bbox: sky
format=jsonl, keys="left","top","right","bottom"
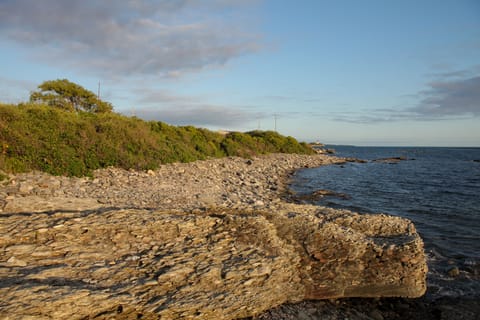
{"left": 1, "top": 0, "right": 479, "bottom": 146}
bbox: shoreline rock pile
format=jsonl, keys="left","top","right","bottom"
{"left": 0, "top": 154, "right": 427, "bottom": 319}
{"left": 2, "top": 154, "right": 340, "bottom": 212}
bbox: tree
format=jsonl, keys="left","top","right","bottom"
{"left": 30, "top": 79, "right": 113, "bottom": 113}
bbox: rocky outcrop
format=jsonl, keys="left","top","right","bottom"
{"left": 0, "top": 154, "right": 427, "bottom": 319}
{"left": 0, "top": 208, "right": 303, "bottom": 319}
{"left": 372, "top": 156, "right": 409, "bottom": 164}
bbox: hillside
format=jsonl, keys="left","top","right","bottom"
{"left": 0, "top": 102, "right": 314, "bottom": 177}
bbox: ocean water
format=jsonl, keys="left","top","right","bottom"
{"left": 290, "top": 146, "right": 480, "bottom": 299}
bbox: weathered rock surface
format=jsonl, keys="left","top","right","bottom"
{"left": 0, "top": 154, "right": 427, "bottom": 319}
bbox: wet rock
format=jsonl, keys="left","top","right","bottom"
{"left": 294, "top": 189, "right": 351, "bottom": 202}
{"left": 368, "top": 309, "right": 384, "bottom": 320}
{"left": 345, "top": 157, "right": 369, "bottom": 164}
{"left": 373, "top": 157, "right": 408, "bottom": 164}
{"left": 446, "top": 265, "right": 460, "bottom": 277}
{"left": 313, "top": 147, "right": 336, "bottom": 155}
{"left": 462, "top": 258, "right": 480, "bottom": 276}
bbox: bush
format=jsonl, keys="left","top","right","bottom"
{"left": 0, "top": 103, "right": 314, "bottom": 176}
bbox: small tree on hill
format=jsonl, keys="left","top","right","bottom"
{"left": 30, "top": 79, "right": 113, "bottom": 113}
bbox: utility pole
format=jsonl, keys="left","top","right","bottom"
{"left": 274, "top": 113, "right": 277, "bottom": 132}
{"left": 97, "top": 81, "right": 101, "bottom": 100}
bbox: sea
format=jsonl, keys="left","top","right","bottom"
{"left": 289, "top": 146, "right": 480, "bottom": 299}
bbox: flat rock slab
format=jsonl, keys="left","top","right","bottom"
{"left": 2, "top": 196, "right": 103, "bottom": 213}
{"left": 0, "top": 204, "right": 427, "bottom": 319}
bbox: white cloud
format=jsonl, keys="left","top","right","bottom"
{"left": 0, "top": 0, "right": 261, "bottom": 78}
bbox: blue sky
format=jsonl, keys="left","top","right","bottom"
{"left": 1, "top": 0, "right": 479, "bottom": 146}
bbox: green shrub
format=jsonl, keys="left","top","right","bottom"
{"left": 0, "top": 103, "right": 314, "bottom": 176}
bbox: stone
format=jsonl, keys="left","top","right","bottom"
{"left": 293, "top": 189, "right": 351, "bottom": 202}
{"left": 0, "top": 154, "right": 428, "bottom": 319}
{"left": 0, "top": 205, "right": 427, "bottom": 319}
{"left": 373, "top": 156, "right": 408, "bottom": 164}
{"left": 18, "top": 182, "right": 34, "bottom": 193}
{"left": 369, "top": 309, "right": 384, "bottom": 320}
{"left": 0, "top": 209, "right": 303, "bottom": 319}
{"left": 5, "top": 244, "right": 37, "bottom": 255}
{"left": 6, "top": 256, "right": 27, "bottom": 267}
{"left": 446, "top": 265, "right": 460, "bottom": 277}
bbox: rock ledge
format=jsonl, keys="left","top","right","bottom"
{"left": 0, "top": 154, "right": 427, "bottom": 319}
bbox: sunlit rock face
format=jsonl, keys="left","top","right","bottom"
{"left": 0, "top": 154, "right": 427, "bottom": 319}
{"left": 0, "top": 204, "right": 426, "bottom": 319}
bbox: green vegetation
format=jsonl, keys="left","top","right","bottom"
{"left": 30, "top": 79, "right": 113, "bottom": 113}
{"left": 221, "top": 130, "right": 313, "bottom": 157}
{"left": 0, "top": 80, "right": 314, "bottom": 177}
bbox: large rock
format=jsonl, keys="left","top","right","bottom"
{"left": 273, "top": 205, "right": 427, "bottom": 299}
{"left": 0, "top": 203, "right": 427, "bottom": 319}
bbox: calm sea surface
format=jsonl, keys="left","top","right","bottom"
{"left": 290, "top": 146, "right": 480, "bottom": 298}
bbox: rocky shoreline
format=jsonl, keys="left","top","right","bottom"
{"left": 0, "top": 154, "right": 443, "bottom": 319}
{"left": 1, "top": 154, "right": 339, "bottom": 212}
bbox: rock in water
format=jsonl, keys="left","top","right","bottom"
{"left": 446, "top": 265, "right": 460, "bottom": 277}
{"left": 0, "top": 204, "right": 427, "bottom": 319}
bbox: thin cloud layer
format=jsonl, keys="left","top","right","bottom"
{"left": 135, "top": 104, "right": 261, "bottom": 128}
{"left": 333, "top": 71, "right": 480, "bottom": 123}
{"left": 0, "top": 0, "right": 260, "bottom": 78}
{"left": 155, "top": 94, "right": 328, "bottom": 127}
{"left": 128, "top": 87, "right": 263, "bottom": 127}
